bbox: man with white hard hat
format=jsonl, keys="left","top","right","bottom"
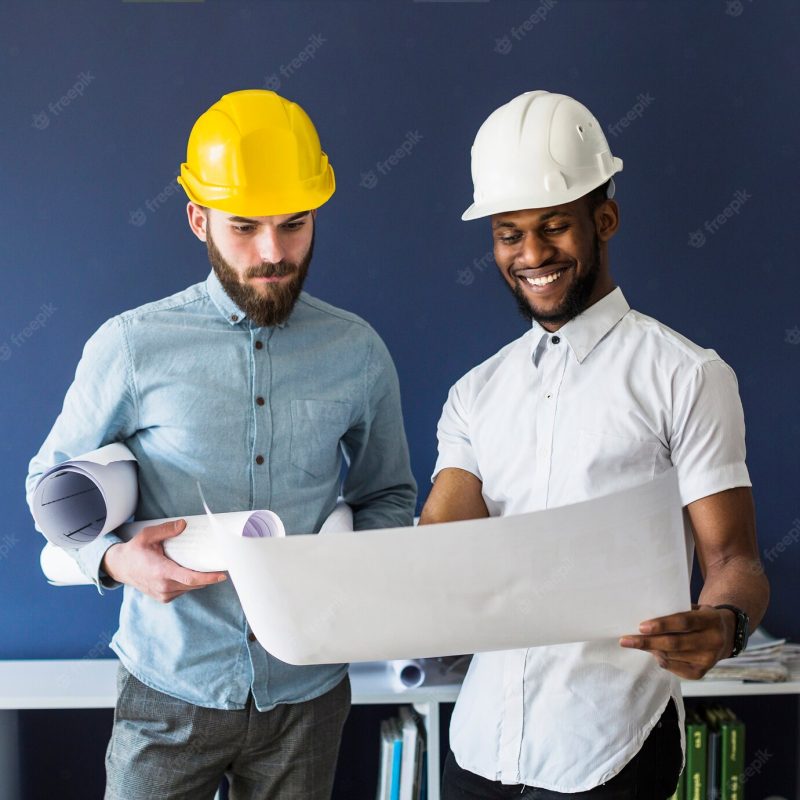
{"left": 420, "top": 91, "right": 769, "bottom": 798}
{"left": 26, "top": 89, "right": 416, "bottom": 799}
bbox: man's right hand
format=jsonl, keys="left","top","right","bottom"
{"left": 102, "top": 519, "right": 228, "bottom": 603}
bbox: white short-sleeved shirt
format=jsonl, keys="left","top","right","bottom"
{"left": 433, "top": 287, "right": 750, "bottom": 792}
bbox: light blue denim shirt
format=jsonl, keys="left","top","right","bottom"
{"left": 26, "top": 271, "right": 416, "bottom": 710}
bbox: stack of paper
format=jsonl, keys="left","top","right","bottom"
{"left": 705, "top": 627, "right": 793, "bottom": 682}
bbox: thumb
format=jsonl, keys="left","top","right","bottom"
{"left": 143, "top": 518, "right": 187, "bottom": 543}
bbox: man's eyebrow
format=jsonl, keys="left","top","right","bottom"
{"left": 492, "top": 210, "right": 573, "bottom": 229}
{"left": 226, "top": 211, "right": 311, "bottom": 224}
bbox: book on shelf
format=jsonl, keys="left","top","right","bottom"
{"left": 376, "top": 707, "right": 427, "bottom": 800}
{"left": 376, "top": 718, "right": 403, "bottom": 800}
{"left": 668, "top": 704, "right": 747, "bottom": 800}
{"left": 685, "top": 708, "right": 708, "bottom": 800}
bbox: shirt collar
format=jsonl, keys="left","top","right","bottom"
{"left": 205, "top": 270, "right": 288, "bottom": 329}
{"left": 529, "top": 287, "right": 630, "bottom": 365}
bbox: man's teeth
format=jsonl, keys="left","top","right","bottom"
{"left": 525, "top": 270, "right": 564, "bottom": 287}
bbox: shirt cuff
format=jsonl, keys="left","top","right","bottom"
{"left": 676, "top": 461, "right": 751, "bottom": 507}
{"left": 431, "top": 451, "right": 482, "bottom": 484}
{"left": 74, "top": 532, "right": 125, "bottom": 594}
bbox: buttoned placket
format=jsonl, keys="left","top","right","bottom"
{"left": 532, "top": 334, "right": 568, "bottom": 507}
{"left": 251, "top": 325, "right": 274, "bottom": 513}
{"left": 497, "top": 332, "right": 569, "bottom": 782}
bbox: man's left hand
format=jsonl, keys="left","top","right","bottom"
{"left": 619, "top": 604, "right": 735, "bottom": 680}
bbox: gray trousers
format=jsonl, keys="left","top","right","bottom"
{"left": 105, "top": 665, "right": 351, "bottom": 800}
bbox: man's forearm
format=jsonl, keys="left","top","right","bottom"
{"left": 697, "top": 554, "right": 770, "bottom": 630}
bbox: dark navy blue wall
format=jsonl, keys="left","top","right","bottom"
{"left": 2, "top": 1, "right": 798, "bottom": 796}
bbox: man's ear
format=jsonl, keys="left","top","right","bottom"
{"left": 186, "top": 202, "right": 208, "bottom": 242}
{"left": 594, "top": 199, "right": 620, "bottom": 243}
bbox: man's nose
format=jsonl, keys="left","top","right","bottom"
{"left": 517, "top": 234, "right": 555, "bottom": 269}
{"left": 256, "top": 229, "right": 286, "bottom": 264}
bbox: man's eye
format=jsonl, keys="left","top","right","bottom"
{"left": 233, "top": 225, "right": 254, "bottom": 233}
{"left": 544, "top": 225, "right": 568, "bottom": 235}
{"left": 283, "top": 222, "right": 305, "bottom": 231}
{"left": 499, "top": 234, "right": 522, "bottom": 245}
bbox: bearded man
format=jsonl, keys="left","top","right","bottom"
{"left": 26, "top": 89, "right": 416, "bottom": 800}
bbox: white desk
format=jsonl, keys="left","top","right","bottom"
{"left": 1, "top": 659, "right": 799, "bottom": 800}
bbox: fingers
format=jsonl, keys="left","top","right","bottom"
{"left": 653, "top": 651, "right": 714, "bottom": 681}
{"left": 141, "top": 518, "right": 188, "bottom": 542}
{"left": 163, "top": 564, "right": 228, "bottom": 588}
{"left": 620, "top": 629, "right": 725, "bottom": 655}
{"left": 636, "top": 611, "right": 697, "bottom": 636}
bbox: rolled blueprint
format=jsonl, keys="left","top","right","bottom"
{"left": 32, "top": 443, "right": 138, "bottom": 548}
{"left": 389, "top": 660, "right": 425, "bottom": 690}
{"left": 40, "top": 497, "right": 352, "bottom": 585}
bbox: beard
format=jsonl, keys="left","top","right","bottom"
{"left": 207, "top": 226, "right": 314, "bottom": 328}
{"left": 508, "top": 229, "right": 602, "bottom": 327}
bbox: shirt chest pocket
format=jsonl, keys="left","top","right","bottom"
{"left": 290, "top": 399, "right": 352, "bottom": 479}
{"left": 576, "top": 428, "right": 661, "bottom": 488}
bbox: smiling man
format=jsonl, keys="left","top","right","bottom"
{"left": 420, "top": 91, "right": 769, "bottom": 799}
{"left": 26, "top": 89, "right": 416, "bottom": 800}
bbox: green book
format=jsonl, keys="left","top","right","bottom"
{"left": 720, "top": 708, "right": 745, "bottom": 800}
{"left": 685, "top": 709, "right": 708, "bottom": 800}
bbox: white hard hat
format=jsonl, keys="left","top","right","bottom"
{"left": 462, "top": 90, "right": 623, "bottom": 221}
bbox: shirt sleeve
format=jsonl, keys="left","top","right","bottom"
{"left": 669, "top": 357, "right": 751, "bottom": 507}
{"left": 341, "top": 331, "right": 417, "bottom": 531}
{"left": 431, "top": 379, "right": 482, "bottom": 483}
{"left": 25, "top": 316, "right": 138, "bottom": 593}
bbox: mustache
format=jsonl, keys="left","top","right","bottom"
{"left": 245, "top": 262, "right": 297, "bottom": 279}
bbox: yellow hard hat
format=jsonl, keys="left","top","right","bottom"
{"left": 178, "top": 89, "right": 335, "bottom": 216}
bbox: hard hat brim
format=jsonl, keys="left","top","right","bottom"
{"left": 461, "top": 177, "right": 619, "bottom": 221}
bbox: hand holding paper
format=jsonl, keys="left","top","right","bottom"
{"left": 102, "top": 519, "right": 228, "bottom": 603}
{"left": 619, "top": 604, "right": 735, "bottom": 679}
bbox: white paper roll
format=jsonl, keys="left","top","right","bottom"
{"left": 32, "top": 443, "right": 138, "bottom": 548}
{"left": 39, "top": 503, "right": 353, "bottom": 584}
{"left": 389, "top": 659, "right": 425, "bottom": 690}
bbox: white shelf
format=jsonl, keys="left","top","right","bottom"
{"left": 1, "top": 659, "right": 798, "bottom": 800}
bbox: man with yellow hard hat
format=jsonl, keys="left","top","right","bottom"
{"left": 420, "top": 91, "right": 768, "bottom": 798}
{"left": 26, "top": 89, "right": 416, "bottom": 799}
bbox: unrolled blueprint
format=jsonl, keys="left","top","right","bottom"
{"left": 205, "top": 468, "right": 691, "bottom": 665}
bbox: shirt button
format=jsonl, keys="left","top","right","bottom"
{"left": 545, "top": 392, "right": 552, "bottom": 399}
{"left": 231, "top": 314, "right": 239, "bottom": 322}
{"left": 551, "top": 335, "right": 560, "bottom": 344}
{"left": 248, "top": 633, "right": 257, "bottom": 642}
{"left": 256, "top": 396, "right": 265, "bottom": 406}
{"left": 255, "top": 341, "right": 263, "bottom": 350}
{"left": 255, "top": 455, "right": 264, "bottom": 465}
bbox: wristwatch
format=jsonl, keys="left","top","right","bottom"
{"left": 714, "top": 604, "right": 750, "bottom": 658}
